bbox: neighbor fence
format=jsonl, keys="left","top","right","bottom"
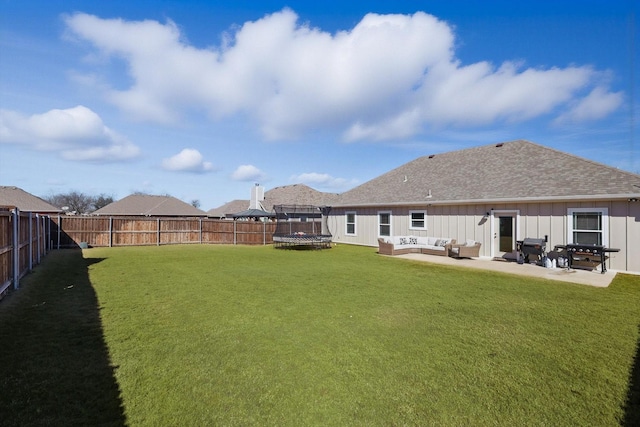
{"left": 0, "top": 207, "right": 50, "bottom": 296}
{"left": 50, "top": 216, "right": 278, "bottom": 248}
{"left": 0, "top": 213, "right": 277, "bottom": 300}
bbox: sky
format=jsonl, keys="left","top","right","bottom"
{"left": 1, "top": 0, "right": 638, "bottom": 211}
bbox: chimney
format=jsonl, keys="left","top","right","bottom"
{"left": 250, "top": 183, "right": 264, "bottom": 209}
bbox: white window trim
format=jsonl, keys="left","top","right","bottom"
{"left": 409, "top": 210, "right": 427, "bottom": 230}
{"left": 567, "top": 207, "right": 608, "bottom": 247}
{"left": 345, "top": 211, "right": 357, "bottom": 236}
{"left": 378, "top": 211, "right": 392, "bottom": 237}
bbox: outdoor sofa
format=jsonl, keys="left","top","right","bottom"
{"left": 448, "top": 240, "right": 482, "bottom": 258}
{"left": 378, "top": 236, "right": 456, "bottom": 256}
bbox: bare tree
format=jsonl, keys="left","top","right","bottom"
{"left": 93, "top": 194, "right": 114, "bottom": 211}
{"left": 191, "top": 199, "right": 201, "bottom": 209}
{"left": 44, "top": 191, "right": 112, "bottom": 214}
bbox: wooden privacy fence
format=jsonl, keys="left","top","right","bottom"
{"left": 0, "top": 208, "right": 50, "bottom": 295}
{"left": 50, "top": 216, "right": 278, "bottom": 248}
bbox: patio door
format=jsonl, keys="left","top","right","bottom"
{"left": 492, "top": 212, "right": 518, "bottom": 259}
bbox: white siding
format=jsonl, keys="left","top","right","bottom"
{"left": 330, "top": 200, "right": 640, "bottom": 273}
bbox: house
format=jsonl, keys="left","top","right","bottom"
{"left": 208, "top": 184, "right": 339, "bottom": 218}
{"left": 327, "top": 140, "right": 640, "bottom": 273}
{"left": 0, "top": 186, "right": 62, "bottom": 214}
{"left": 93, "top": 194, "right": 207, "bottom": 217}
{"left": 207, "top": 199, "right": 250, "bottom": 219}
{"left": 261, "top": 184, "right": 340, "bottom": 211}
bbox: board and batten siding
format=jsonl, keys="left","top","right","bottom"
{"left": 329, "top": 199, "right": 640, "bottom": 274}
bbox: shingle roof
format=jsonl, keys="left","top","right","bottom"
{"left": 262, "top": 184, "right": 340, "bottom": 211}
{"left": 93, "top": 194, "right": 207, "bottom": 216}
{"left": 0, "top": 186, "right": 62, "bottom": 213}
{"left": 336, "top": 140, "right": 640, "bottom": 206}
{"left": 207, "top": 199, "right": 249, "bottom": 218}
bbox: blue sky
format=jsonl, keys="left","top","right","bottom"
{"left": 1, "top": 0, "right": 638, "bottom": 210}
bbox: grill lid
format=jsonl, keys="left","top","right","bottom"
{"left": 522, "top": 238, "right": 545, "bottom": 246}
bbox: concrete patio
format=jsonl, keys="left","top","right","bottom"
{"left": 392, "top": 253, "right": 620, "bottom": 287}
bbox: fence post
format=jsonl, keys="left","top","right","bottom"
{"left": 199, "top": 218, "right": 203, "bottom": 244}
{"left": 109, "top": 217, "right": 113, "bottom": 247}
{"left": 36, "top": 214, "right": 41, "bottom": 263}
{"left": 47, "top": 216, "right": 51, "bottom": 252}
{"left": 57, "top": 215, "right": 61, "bottom": 249}
{"left": 28, "top": 212, "right": 33, "bottom": 271}
{"left": 12, "top": 208, "right": 19, "bottom": 290}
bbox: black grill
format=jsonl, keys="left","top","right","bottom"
{"left": 517, "top": 238, "right": 547, "bottom": 264}
{"left": 554, "top": 243, "right": 620, "bottom": 274}
{"left": 565, "top": 243, "right": 605, "bottom": 272}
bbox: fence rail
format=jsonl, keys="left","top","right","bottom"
{"left": 50, "top": 216, "right": 277, "bottom": 248}
{"left": 0, "top": 208, "right": 50, "bottom": 297}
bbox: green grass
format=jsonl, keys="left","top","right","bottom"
{"left": 1, "top": 244, "right": 639, "bottom": 426}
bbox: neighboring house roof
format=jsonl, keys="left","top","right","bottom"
{"left": 336, "top": 140, "right": 640, "bottom": 207}
{"left": 0, "top": 186, "right": 62, "bottom": 213}
{"left": 262, "top": 184, "right": 340, "bottom": 211}
{"left": 93, "top": 194, "right": 207, "bottom": 216}
{"left": 207, "top": 199, "right": 250, "bottom": 218}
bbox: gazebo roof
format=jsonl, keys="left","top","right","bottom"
{"left": 230, "top": 208, "right": 276, "bottom": 218}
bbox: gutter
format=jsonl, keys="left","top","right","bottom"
{"left": 331, "top": 193, "right": 640, "bottom": 208}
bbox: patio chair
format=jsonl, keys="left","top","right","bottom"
{"left": 449, "top": 240, "right": 481, "bottom": 258}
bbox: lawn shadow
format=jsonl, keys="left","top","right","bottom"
{"left": 624, "top": 324, "right": 640, "bottom": 426}
{"left": 0, "top": 249, "right": 127, "bottom": 426}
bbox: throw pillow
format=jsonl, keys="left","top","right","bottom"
{"left": 434, "top": 239, "right": 443, "bottom": 246}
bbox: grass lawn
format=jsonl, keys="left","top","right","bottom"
{"left": 1, "top": 244, "right": 639, "bottom": 426}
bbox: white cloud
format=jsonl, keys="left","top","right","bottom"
{"left": 231, "top": 164, "right": 266, "bottom": 181}
{"left": 64, "top": 10, "right": 622, "bottom": 142}
{"left": 554, "top": 86, "right": 623, "bottom": 124}
{"left": 290, "top": 172, "right": 357, "bottom": 189}
{"left": 161, "top": 148, "right": 214, "bottom": 173}
{"left": 0, "top": 105, "right": 141, "bottom": 162}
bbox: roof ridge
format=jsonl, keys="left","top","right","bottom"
{"left": 524, "top": 140, "right": 640, "bottom": 179}
{"left": 335, "top": 139, "right": 640, "bottom": 206}
{"left": 144, "top": 197, "right": 170, "bottom": 215}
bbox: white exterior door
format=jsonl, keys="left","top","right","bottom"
{"left": 491, "top": 211, "right": 519, "bottom": 259}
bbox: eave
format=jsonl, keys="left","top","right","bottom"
{"left": 331, "top": 193, "right": 640, "bottom": 209}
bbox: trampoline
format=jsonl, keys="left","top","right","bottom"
{"left": 272, "top": 204, "right": 332, "bottom": 249}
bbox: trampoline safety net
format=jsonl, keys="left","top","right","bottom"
{"left": 272, "top": 204, "right": 332, "bottom": 249}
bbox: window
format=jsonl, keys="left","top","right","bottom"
{"left": 345, "top": 212, "right": 356, "bottom": 235}
{"left": 409, "top": 210, "right": 427, "bottom": 230}
{"left": 378, "top": 211, "right": 391, "bottom": 237}
{"left": 568, "top": 208, "right": 608, "bottom": 246}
